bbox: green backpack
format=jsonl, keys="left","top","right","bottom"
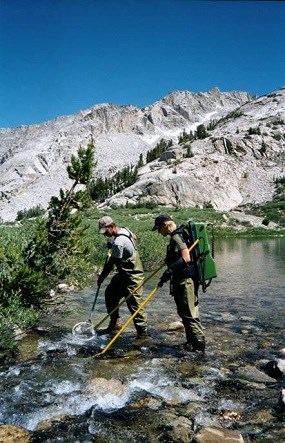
{"left": 181, "top": 221, "right": 217, "bottom": 293}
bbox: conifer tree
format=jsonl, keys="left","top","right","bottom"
{"left": 137, "top": 153, "right": 144, "bottom": 168}
{"left": 22, "top": 141, "right": 96, "bottom": 304}
{"left": 0, "top": 142, "right": 96, "bottom": 351}
{"left": 196, "top": 124, "right": 208, "bottom": 139}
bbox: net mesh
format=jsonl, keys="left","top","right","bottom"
{"left": 72, "top": 321, "right": 96, "bottom": 341}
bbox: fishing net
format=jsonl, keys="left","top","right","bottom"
{"left": 72, "top": 321, "right": 96, "bottom": 341}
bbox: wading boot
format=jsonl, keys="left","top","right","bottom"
{"left": 136, "top": 328, "right": 149, "bottom": 339}
{"left": 97, "top": 318, "right": 122, "bottom": 336}
{"left": 192, "top": 335, "right": 206, "bottom": 353}
{"left": 182, "top": 320, "right": 195, "bottom": 352}
{"left": 183, "top": 343, "right": 193, "bottom": 352}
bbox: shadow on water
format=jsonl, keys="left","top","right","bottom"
{"left": 0, "top": 238, "right": 285, "bottom": 442}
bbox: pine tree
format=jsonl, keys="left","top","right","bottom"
{"left": 137, "top": 153, "right": 144, "bottom": 168}
{"left": 196, "top": 124, "right": 208, "bottom": 140}
{"left": 22, "top": 141, "right": 96, "bottom": 304}
{"left": 0, "top": 142, "right": 96, "bottom": 351}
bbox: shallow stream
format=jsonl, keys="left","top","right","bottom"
{"left": 0, "top": 237, "right": 284, "bottom": 442}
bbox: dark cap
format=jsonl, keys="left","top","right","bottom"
{"left": 152, "top": 214, "right": 173, "bottom": 231}
{"left": 98, "top": 216, "right": 115, "bottom": 233}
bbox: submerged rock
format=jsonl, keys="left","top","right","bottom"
{"left": 158, "top": 411, "right": 193, "bottom": 442}
{"left": 235, "top": 365, "right": 276, "bottom": 384}
{"left": 86, "top": 377, "right": 125, "bottom": 397}
{"left": 35, "top": 414, "right": 72, "bottom": 431}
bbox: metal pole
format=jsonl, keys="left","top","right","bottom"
{"left": 95, "top": 286, "right": 159, "bottom": 357}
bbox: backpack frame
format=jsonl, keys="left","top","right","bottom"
{"left": 181, "top": 221, "right": 217, "bottom": 293}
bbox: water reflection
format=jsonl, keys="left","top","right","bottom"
{"left": 213, "top": 237, "right": 285, "bottom": 299}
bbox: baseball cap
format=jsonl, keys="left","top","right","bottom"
{"left": 152, "top": 214, "right": 173, "bottom": 231}
{"left": 98, "top": 216, "right": 115, "bottom": 233}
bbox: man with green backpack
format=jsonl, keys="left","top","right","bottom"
{"left": 152, "top": 214, "right": 206, "bottom": 353}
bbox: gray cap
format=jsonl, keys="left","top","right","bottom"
{"left": 98, "top": 216, "right": 115, "bottom": 233}
{"left": 152, "top": 214, "right": 173, "bottom": 231}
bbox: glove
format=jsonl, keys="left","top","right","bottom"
{"left": 169, "top": 257, "right": 187, "bottom": 272}
{"left": 106, "top": 240, "right": 114, "bottom": 249}
{"left": 158, "top": 269, "right": 173, "bottom": 287}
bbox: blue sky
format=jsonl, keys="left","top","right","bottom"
{"left": 0, "top": 0, "right": 284, "bottom": 128}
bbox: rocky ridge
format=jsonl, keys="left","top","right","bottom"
{"left": 0, "top": 87, "right": 284, "bottom": 221}
{"left": 101, "top": 88, "right": 285, "bottom": 211}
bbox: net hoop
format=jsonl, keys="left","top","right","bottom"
{"left": 72, "top": 321, "right": 97, "bottom": 341}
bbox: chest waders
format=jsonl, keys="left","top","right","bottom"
{"left": 166, "top": 229, "right": 205, "bottom": 352}
{"left": 107, "top": 231, "right": 147, "bottom": 334}
{"left": 114, "top": 228, "right": 144, "bottom": 290}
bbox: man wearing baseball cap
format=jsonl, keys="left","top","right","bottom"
{"left": 152, "top": 213, "right": 205, "bottom": 353}
{"left": 97, "top": 216, "right": 148, "bottom": 338}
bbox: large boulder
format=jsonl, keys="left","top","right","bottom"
{"left": 193, "top": 426, "right": 244, "bottom": 443}
{"left": 0, "top": 424, "right": 31, "bottom": 443}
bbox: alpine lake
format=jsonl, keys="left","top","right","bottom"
{"left": 0, "top": 237, "right": 284, "bottom": 442}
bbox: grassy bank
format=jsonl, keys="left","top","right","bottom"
{"left": 83, "top": 206, "right": 285, "bottom": 269}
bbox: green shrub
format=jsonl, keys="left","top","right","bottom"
{"left": 0, "top": 317, "right": 15, "bottom": 350}
{"left": 245, "top": 201, "right": 285, "bottom": 227}
{"left": 16, "top": 205, "right": 45, "bottom": 221}
{"left": 178, "top": 130, "right": 194, "bottom": 144}
{"left": 248, "top": 126, "right": 261, "bottom": 135}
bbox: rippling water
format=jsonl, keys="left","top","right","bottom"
{"left": 0, "top": 237, "right": 284, "bottom": 442}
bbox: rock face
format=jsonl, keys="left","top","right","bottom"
{"left": 101, "top": 89, "right": 285, "bottom": 211}
{"left": 0, "top": 87, "right": 284, "bottom": 221}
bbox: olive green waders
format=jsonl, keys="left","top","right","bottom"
{"left": 172, "top": 276, "right": 205, "bottom": 352}
{"left": 104, "top": 248, "right": 148, "bottom": 336}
